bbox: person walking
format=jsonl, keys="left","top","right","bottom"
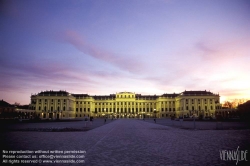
{"left": 84, "top": 116, "right": 88, "bottom": 127}
{"left": 89, "top": 116, "right": 93, "bottom": 126}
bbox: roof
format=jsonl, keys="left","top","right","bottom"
{"left": 161, "top": 93, "right": 179, "bottom": 98}
{"left": 31, "top": 90, "right": 220, "bottom": 100}
{"left": 117, "top": 92, "right": 134, "bottom": 94}
{"left": 135, "top": 94, "right": 159, "bottom": 100}
{"left": 37, "top": 90, "right": 69, "bottom": 96}
{"left": 0, "top": 100, "right": 11, "bottom": 107}
{"left": 0, "top": 100, "right": 14, "bottom": 107}
{"left": 72, "top": 94, "right": 90, "bottom": 97}
{"left": 93, "top": 94, "right": 116, "bottom": 100}
{"left": 179, "top": 90, "right": 215, "bottom": 96}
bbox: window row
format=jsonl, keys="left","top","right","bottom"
{"left": 93, "top": 102, "right": 156, "bottom": 106}
{"left": 38, "top": 106, "right": 66, "bottom": 111}
{"left": 182, "top": 106, "right": 214, "bottom": 111}
{"left": 161, "top": 108, "right": 175, "bottom": 111}
{"left": 161, "top": 101, "right": 175, "bottom": 104}
{"left": 93, "top": 108, "right": 155, "bottom": 113}
{"left": 76, "top": 101, "right": 90, "bottom": 104}
{"left": 117, "top": 95, "right": 135, "bottom": 98}
{"left": 76, "top": 108, "right": 90, "bottom": 112}
{"left": 185, "top": 99, "right": 213, "bottom": 102}
{"left": 39, "top": 99, "right": 67, "bottom": 102}
{"left": 75, "top": 114, "right": 89, "bottom": 117}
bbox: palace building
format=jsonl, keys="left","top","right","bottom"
{"left": 30, "top": 90, "right": 221, "bottom": 119}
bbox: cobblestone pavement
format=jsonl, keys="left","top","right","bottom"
{"left": 1, "top": 118, "right": 114, "bottom": 131}
{"left": 143, "top": 118, "right": 250, "bottom": 130}
{"left": 1, "top": 119, "right": 250, "bottom": 166}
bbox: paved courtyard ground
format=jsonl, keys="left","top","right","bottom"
{"left": 143, "top": 118, "right": 250, "bottom": 130}
{"left": 1, "top": 118, "right": 114, "bottom": 131}
{"left": 1, "top": 119, "right": 249, "bottom": 166}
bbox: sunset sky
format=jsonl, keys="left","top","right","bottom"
{"left": 0, "top": 0, "right": 250, "bottom": 105}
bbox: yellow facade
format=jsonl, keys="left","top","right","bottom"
{"left": 30, "top": 90, "right": 220, "bottom": 119}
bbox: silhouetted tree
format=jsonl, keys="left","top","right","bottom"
{"left": 223, "top": 101, "right": 233, "bottom": 108}
{"left": 238, "top": 100, "right": 250, "bottom": 121}
{"left": 223, "top": 99, "right": 248, "bottom": 109}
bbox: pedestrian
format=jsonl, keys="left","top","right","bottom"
{"left": 84, "top": 116, "right": 88, "bottom": 127}
{"left": 104, "top": 118, "right": 106, "bottom": 123}
{"left": 89, "top": 116, "right": 93, "bottom": 126}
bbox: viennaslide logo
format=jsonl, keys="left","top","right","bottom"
{"left": 220, "top": 146, "right": 248, "bottom": 165}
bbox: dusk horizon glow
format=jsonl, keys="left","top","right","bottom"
{"left": 1, "top": 0, "right": 250, "bottom": 105}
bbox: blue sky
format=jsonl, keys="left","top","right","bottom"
{"left": 0, "top": 0, "right": 250, "bottom": 104}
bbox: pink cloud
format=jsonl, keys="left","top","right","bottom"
{"left": 195, "top": 37, "right": 250, "bottom": 62}
{"left": 59, "top": 30, "right": 145, "bottom": 73}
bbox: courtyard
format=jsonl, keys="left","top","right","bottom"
{"left": 1, "top": 119, "right": 249, "bottom": 165}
